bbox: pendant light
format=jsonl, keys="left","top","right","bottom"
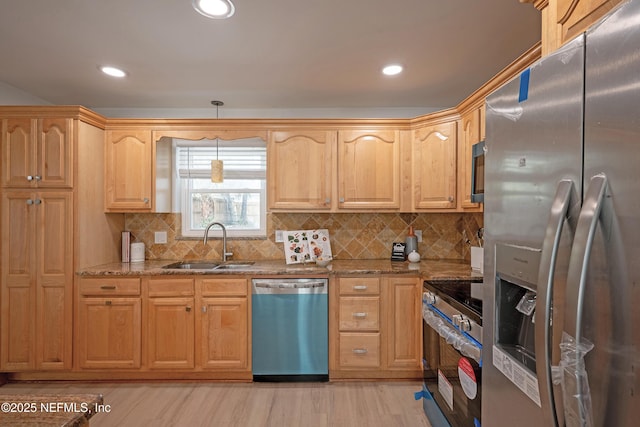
{"left": 211, "top": 100, "right": 224, "bottom": 183}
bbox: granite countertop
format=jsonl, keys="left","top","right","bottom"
{"left": 77, "top": 258, "right": 482, "bottom": 281}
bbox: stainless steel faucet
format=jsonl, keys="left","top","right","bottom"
{"left": 203, "top": 222, "right": 233, "bottom": 262}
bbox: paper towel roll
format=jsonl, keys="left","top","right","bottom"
{"left": 130, "top": 242, "right": 145, "bottom": 263}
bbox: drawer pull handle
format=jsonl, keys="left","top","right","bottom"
{"left": 353, "top": 312, "right": 367, "bottom": 319}
{"left": 352, "top": 348, "right": 368, "bottom": 355}
{"left": 100, "top": 285, "right": 117, "bottom": 290}
{"left": 353, "top": 285, "right": 368, "bottom": 291}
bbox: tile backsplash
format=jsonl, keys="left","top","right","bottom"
{"left": 125, "top": 212, "right": 483, "bottom": 262}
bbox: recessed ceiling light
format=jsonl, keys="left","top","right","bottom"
{"left": 382, "top": 64, "right": 403, "bottom": 76}
{"left": 100, "top": 66, "right": 127, "bottom": 78}
{"left": 192, "top": 0, "right": 235, "bottom": 19}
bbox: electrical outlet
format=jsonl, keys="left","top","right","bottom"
{"left": 154, "top": 231, "right": 167, "bottom": 244}
{"left": 415, "top": 230, "right": 423, "bottom": 242}
{"left": 275, "top": 230, "right": 284, "bottom": 243}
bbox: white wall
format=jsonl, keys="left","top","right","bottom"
{"left": 0, "top": 81, "right": 50, "bottom": 105}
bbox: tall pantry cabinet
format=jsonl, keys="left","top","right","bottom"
{"left": 0, "top": 107, "right": 123, "bottom": 373}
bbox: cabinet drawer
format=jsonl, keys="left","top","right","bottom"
{"left": 147, "top": 278, "right": 194, "bottom": 297}
{"left": 339, "top": 332, "right": 380, "bottom": 368}
{"left": 339, "top": 297, "right": 379, "bottom": 331}
{"left": 78, "top": 278, "right": 140, "bottom": 296}
{"left": 200, "top": 278, "right": 248, "bottom": 297}
{"left": 338, "top": 277, "right": 380, "bottom": 295}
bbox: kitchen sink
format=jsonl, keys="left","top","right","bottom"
{"left": 162, "top": 261, "right": 221, "bottom": 270}
{"left": 162, "top": 261, "right": 255, "bottom": 270}
{"left": 213, "top": 262, "right": 255, "bottom": 270}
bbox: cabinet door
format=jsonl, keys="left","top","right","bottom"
{"left": 1, "top": 118, "right": 73, "bottom": 188}
{"left": 385, "top": 277, "right": 421, "bottom": 370}
{"left": 147, "top": 297, "right": 195, "bottom": 369}
{"left": 105, "top": 129, "right": 152, "bottom": 211}
{"left": 199, "top": 297, "right": 248, "bottom": 370}
{"left": 36, "top": 192, "right": 73, "bottom": 370}
{"left": 2, "top": 118, "right": 35, "bottom": 188}
{"left": 338, "top": 129, "right": 401, "bottom": 209}
{"left": 459, "top": 108, "right": 482, "bottom": 210}
{"left": 0, "top": 193, "right": 36, "bottom": 370}
{"left": 37, "top": 118, "right": 73, "bottom": 188}
{"left": 77, "top": 297, "right": 142, "bottom": 369}
{"left": 1, "top": 191, "right": 72, "bottom": 371}
{"left": 413, "top": 121, "right": 457, "bottom": 209}
{"left": 268, "top": 130, "right": 335, "bottom": 210}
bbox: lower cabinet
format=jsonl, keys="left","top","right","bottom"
{"left": 197, "top": 278, "right": 249, "bottom": 370}
{"left": 74, "top": 275, "right": 249, "bottom": 377}
{"left": 75, "top": 277, "right": 142, "bottom": 369}
{"left": 331, "top": 275, "right": 422, "bottom": 379}
{"left": 145, "top": 278, "right": 195, "bottom": 369}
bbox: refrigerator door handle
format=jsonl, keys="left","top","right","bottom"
{"left": 563, "top": 173, "right": 608, "bottom": 427}
{"left": 535, "top": 179, "right": 577, "bottom": 427}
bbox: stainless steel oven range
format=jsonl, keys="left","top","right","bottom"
{"left": 419, "top": 279, "right": 483, "bottom": 427}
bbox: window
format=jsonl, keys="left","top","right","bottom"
{"left": 174, "top": 138, "right": 266, "bottom": 238}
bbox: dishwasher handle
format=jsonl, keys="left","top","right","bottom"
{"left": 252, "top": 279, "right": 328, "bottom": 294}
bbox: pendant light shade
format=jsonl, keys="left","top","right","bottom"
{"left": 211, "top": 159, "right": 224, "bottom": 182}
{"left": 211, "top": 100, "right": 224, "bottom": 183}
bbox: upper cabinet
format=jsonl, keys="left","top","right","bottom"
{"left": 338, "top": 129, "right": 401, "bottom": 210}
{"left": 522, "top": 0, "right": 623, "bottom": 55}
{"left": 458, "top": 107, "right": 483, "bottom": 210}
{"left": 268, "top": 130, "right": 335, "bottom": 210}
{"left": 412, "top": 121, "right": 457, "bottom": 210}
{"left": 104, "top": 129, "right": 152, "bottom": 212}
{"left": 2, "top": 117, "right": 73, "bottom": 188}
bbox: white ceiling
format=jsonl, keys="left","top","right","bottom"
{"left": 0, "top": 0, "right": 540, "bottom": 117}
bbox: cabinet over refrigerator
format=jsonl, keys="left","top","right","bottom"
{"left": 483, "top": 1, "right": 640, "bottom": 426}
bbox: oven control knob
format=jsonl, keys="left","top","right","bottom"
{"left": 423, "top": 292, "right": 436, "bottom": 305}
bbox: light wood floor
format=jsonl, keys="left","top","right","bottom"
{"left": 0, "top": 381, "right": 431, "bottom": 427}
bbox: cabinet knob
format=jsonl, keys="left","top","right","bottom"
{"left": 325, "top": 198, "right": 331, "bottom": 204}
{"left": 105, "top": 300, "right": 112, "bottom": 306}
{"left": 185, "top": 306, "right": 192, "bottom": 312}
{"left": 26, "top": 199, "right": 34, "bottom": 205}
{"left": 34, "top": 199, "right": 42, "bottom": 205}
{"left": 27, "top": 175, "right": 34, "bottom": 181}
{"left": 35, "top": 175, "right": 42, "bottom": 181}
{"left": 143, "top": 198, "right": 150, "bottom": 204}
{"left": 339, "top": 198, "right": 345, "bottom": 203}
{"left": 448, "top": 196, "right": 454, "bottom": 202}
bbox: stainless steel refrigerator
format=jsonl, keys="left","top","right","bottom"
{"left": 483, "top": 1, "right": 640, "bottom": 426}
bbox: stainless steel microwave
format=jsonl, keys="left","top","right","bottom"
{"left": 471, "top": 140, "right": 485, "bottom": 203}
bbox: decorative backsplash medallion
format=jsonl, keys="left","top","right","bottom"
{"left": 125, "top": 212, "right": 483, "bottom": 262}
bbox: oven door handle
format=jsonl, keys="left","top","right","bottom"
{"left": 535, "top": 179, "right": 578, "bottom": 427}
{"left": 423, "top": 304, "right": 482, "bottom": 362}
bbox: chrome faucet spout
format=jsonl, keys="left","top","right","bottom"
{"left": 203, "top": 222, "right": 233, "bottom": 262}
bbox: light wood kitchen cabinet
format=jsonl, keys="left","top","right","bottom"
{"left": 522, "top": 0, "right": 623, "bottom": 56}
{"left": 335, "top": 277, "right": 381, "bottom": 370}
{"left": 331, "top": 276, "right": 421, "bottom": 378}
{"left": 458, "top": 106, "right": 483, "bottom": 210}
{"left": 197, "top": 278, "right": 249, "bottom": 370}
{"left": 338, "top": 129, "right": 401, "bottom": 210}
{"left": 385, "top": 276, "right": 422, "bottom": 369}
{"left": 1, "top": 191, "right": 73, "bottom": 371}
{"left": 2, "top": 117, "right": 73, "bottom": 188}
{"left": 145, "top": 278, "right": 195, "bottom": 369}
{"left": 104, "top": 129, "right": 152, "bottom": 212}
{"left": 413, "top": 121, "right": 457, "bottom": 210}
{"left": 268, "top": 130, "right": 335, "bottom": 210}
{"left": 75, "top": 277, "right": 142, "bottom": 369}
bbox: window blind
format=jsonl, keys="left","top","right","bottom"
{"left": 175, "top": 139, "right": 266, "bottom": 180}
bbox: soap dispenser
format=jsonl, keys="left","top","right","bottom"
{"left": 405, "top": 226, "right": 418, "bottom": 258}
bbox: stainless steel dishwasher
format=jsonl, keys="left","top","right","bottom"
{"left": 251, "top": 278, "right": 328, "bottom": 381}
